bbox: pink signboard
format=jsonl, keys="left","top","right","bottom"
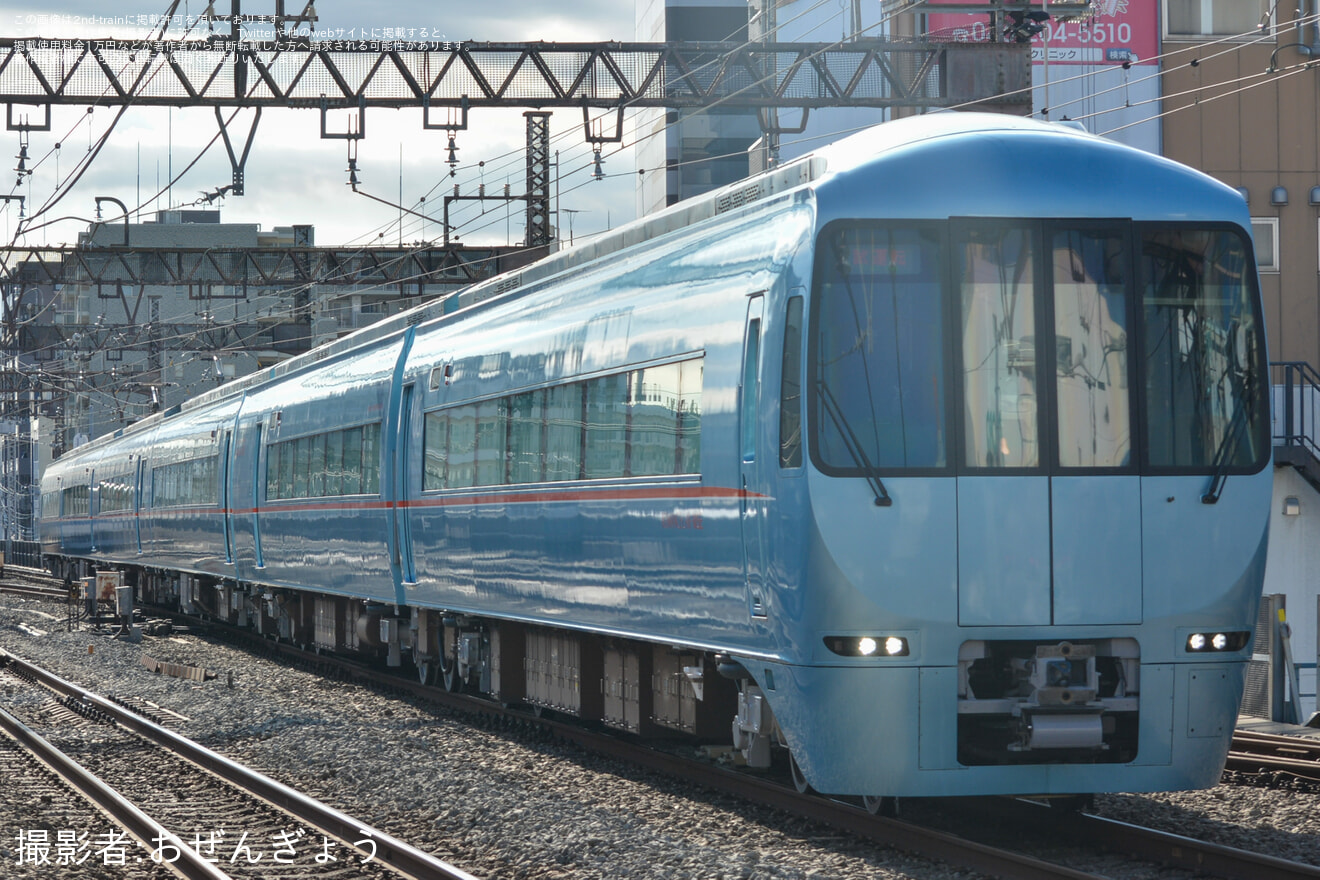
{"left": 926, "top": 0, "right": 1158, "bottom": 66}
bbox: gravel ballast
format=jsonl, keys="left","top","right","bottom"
{"left": 2, "top": 594, "right": 1317, "bottom": 879}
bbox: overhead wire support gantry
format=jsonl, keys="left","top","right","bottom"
{"left": 0, "top": 38, "right": 1029, "bottom": 114}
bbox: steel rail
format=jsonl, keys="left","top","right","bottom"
{"left": 0, "top": 649, "right": 480, "bottom": 880}
{"left": 145, "top": 611, "right": 1320, "bottom": 880}
{"left": 0, "top": 702, "right": 232, "bottom": 880}
{"left": 171, "top": 617, "right": 1106, "bottom": 880}
{"left": 1227, "top": 730, "right": 1320, "bottom": 780}
{"left": 1071, "top": 812, "right": 1320, "bottom": 880}
{"left": 992, "top": 798, "right": 1320, "bottom": 880}
{"left": 0, "top": 582, "right": 68, "bottom": 600}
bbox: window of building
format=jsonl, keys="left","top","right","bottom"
{"left": 1165, "top": 0, "right": 1271, "bottom": 38}
{"left": 1252, "top": 217, "right": 1279, "bottom": 272}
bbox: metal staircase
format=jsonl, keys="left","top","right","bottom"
{"left": 1272, "top": 361, "right": 1320, "bottom": 493}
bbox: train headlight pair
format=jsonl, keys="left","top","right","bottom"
{"left": 1185, "top": 631, "right": 1250, "bottom": 653}
{"left": 824, "top": 635, "right": 909, "bottom": 657}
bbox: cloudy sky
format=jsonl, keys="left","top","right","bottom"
{"left": 3, "top": 1, "right": 642, "bottom": 248}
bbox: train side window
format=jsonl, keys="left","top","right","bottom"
{"left": 447, "top": 406, "right": 478, "bottom": 489}
{"left": 309, "top": 433, "right": 327, "bottom": 497}
{"left": 279, "top": 439, "right": 294, "bottom": 500}
{"left": 740, "top": 317, "right": 761, "bottom": 462}
{"left": 679, "top": 359, "right": 702, "bottom": 474}
{"left": 325, "top": 431, "right": 344, "bottom": 496}
{"left": 780, "top": 296, "right": 804, "bottom": 468}
{"left": 545, "top": 384, "right": 584, "bottom": 481}
{"left": 475, "top": 398, "right": 508, "bottom": 487}
{"left": 629, "top": 362, "right": 681, "bottom": 477}
{"left": 423, "top": 411, "right": 449, "bottom": 490}
{"left": 585, "top": 374, "right": 628, "bottom": 479}
{"left": 362, "top": 423, "right": 382, "bottom": 494}
{"left": 266, "top": 442, "right": 280, "bottom": 500}
{"left": 342, "top": 427, "right": 363, "bottom": 495}
{"left": 293, "top": 436, "right": 311, "bottom": 498}
{"left": 509, "top": 390, "right": 545, "bottom": 484}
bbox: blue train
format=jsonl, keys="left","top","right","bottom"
{"left": 40, "top": 113, "right": 1272, "bottom": 801}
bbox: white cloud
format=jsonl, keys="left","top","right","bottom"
{"left": 7, "top": 2, "right": 640, "bottom": 246}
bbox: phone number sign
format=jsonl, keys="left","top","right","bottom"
{"left": 926, "top": 0, "right": 1157, "bottom": 66}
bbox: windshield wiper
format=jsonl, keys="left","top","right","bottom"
{"left": 1201, "top": 400, "right": 1249, "bottom": 504}
{"left": 816, "top": 379, "right": 892, "bottom": 507}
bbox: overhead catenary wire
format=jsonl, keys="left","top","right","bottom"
{"left": 9, "top": 6, "right": 1309, "bottom": 407}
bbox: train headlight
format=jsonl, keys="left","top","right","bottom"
{"left": 824, "top": 636, "right": 910, "bottom": 657}
{"left": 1184, "top": 631, "right": 1249, "bottom": 653}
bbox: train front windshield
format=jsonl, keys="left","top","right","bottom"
{"left": 808, "top": 222, "right": 1268, "bottom": 478}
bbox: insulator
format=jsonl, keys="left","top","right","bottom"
{"left": 592, "top": 150, "right": 604, "bottom": 180}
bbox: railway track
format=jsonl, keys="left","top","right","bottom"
{"left": 170, "top": 612, "right": 1320, "bottom": 880}
{"left": 1225, "top": 729, "right": 1320, "bottom": 786}
{"left": 7, "top": 585, "right": 1320, "bottom": 879}
{"left": 0, "top": 649, "right": 477, "bottom": 880}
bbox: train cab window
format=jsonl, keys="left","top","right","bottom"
{"left": 813, "top": 225, "right": 947, "bottom": 473}
{"left": 1139, "top": 227, "right": 1266, "bottom": 470}
{"left": 1052, "top": 228, "right": 1132, "bottom": 468}
{"left": 957, "top": 224, "right": 1040, "bottom": 469}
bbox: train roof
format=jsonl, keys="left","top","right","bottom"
{"left": 59, "top": 113, "right": 1166, "bottom": 461}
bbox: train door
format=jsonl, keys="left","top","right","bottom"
{"left": 88, "top": 469, "right": 97, "bottom": 553}
{"left": 251, "top": 424, "right": 265, "bottom": 569}
{"left": 221, "top": 430, "right": 234, "bottom": 565}
{"left": 739, "top": 294, "right": 768, "bottom": 619}
{"left": 394, "top": 383, "right": 418, "bottom": 587}
{"left": 134, "top": 457, "right": 144, "bottom": 555}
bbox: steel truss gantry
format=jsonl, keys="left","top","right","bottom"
{"left": 0, "top": 39, "right": 1027, "bottom": 114}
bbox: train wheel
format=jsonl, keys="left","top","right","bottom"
{"left": 863, "top": 795, "right": 899, "bottom": 818}
{"left": 441, "top": 657, "right": 464, "bottom": 693}
{"left": 788, "top": 751, "right": 813, "bottom": 794}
